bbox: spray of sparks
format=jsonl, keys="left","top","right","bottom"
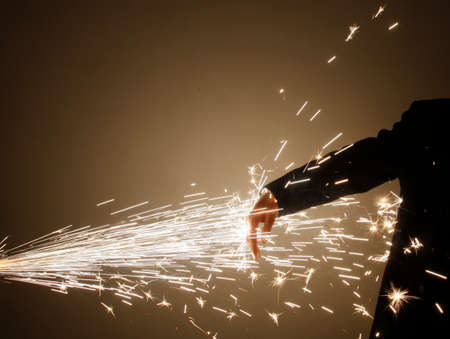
{"left": 0, "top": 166, "right": 404, "bottom": 336}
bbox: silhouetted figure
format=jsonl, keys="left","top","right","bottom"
{"left": 247, "top": 99, "right": 449, "bottom": 338}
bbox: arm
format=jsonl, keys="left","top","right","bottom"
{"left": 247, "top": 99, "right": 450, "bottom": 257}
{"left": 265, "top": 137, "right": 396, "bottom": 217}
{"left": 267, "top": 99, "right": 449, "bottom": 216}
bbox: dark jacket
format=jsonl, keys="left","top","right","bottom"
{"left": 265, "top": 99, "right": 449, "bottom": 338}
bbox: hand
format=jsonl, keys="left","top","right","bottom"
{"left": 246, "top": 190, "right": 279, "bottom": 259}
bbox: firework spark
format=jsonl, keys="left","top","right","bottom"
{"left": 372, "top": 5, "right": 386, "bottom": 19}
{"left": 345, "top": 25, "right": 360, "bottom": 42}
{"left": 435, "top": 302, "right": 444, "bottom": 314}
{"left": 267, "top": 311, "right": 281, "bottom": 326}
{"left": 425, "top": 270, "right": 447, "bottom": 280}
{"left": 296, "top": 101, "right": 308, "bottom": 116}
{"left": 249, "top": 271, "right": 259, "bottom": 286}
{"left": 310, "top": 109, "right": 321, "bottom": 121}
{"left": 385, "top": 284, "right": 416, "bottom": 314}
{"left": 322, "top": 132, "right": 343, "bottom": 150}
{"left": 100, "top": 302, "right": 116, "bottom": 318}
{"left": 327, "top": 56, "right": 337, "bottom": 64}
{"left": 388, "top": 22, "right": 399, "bottom": 30}
{"left": 353, "top": 303, "right": 373, "bottom": 319}
{"left": 321, "top": 306, "right": 334, "bottom": 314}
{"left": 274, "top": 140, "right": 288, "bottom": 161}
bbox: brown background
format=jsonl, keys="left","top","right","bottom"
{"left": 1, "top": 1, "right": 449, "bottom": 338}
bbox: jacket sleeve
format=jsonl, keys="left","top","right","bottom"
{"left": 264, "top": 99, "right": 449, "bottom": 217}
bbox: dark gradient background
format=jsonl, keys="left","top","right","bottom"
{"left": 1, "top": 1, "right": 449, "bottom": 338}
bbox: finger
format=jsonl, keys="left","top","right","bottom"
{"left": 247, "top": 215, "right": 261, "bottom": 259}
{"left": 260, "top": 212, "right": 276, "bottom": 244}
{"left": 246, "top": 232, "right": 260, "bottom": 259}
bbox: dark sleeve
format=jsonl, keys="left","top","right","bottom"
{"left": 265, "top": 99, "right": 449, "bottom": 217}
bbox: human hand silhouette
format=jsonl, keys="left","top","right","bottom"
{"left": 246, "top": 190, "right": 279, "bottom": 259}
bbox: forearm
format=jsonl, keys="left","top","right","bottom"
{"left": 265, "top": 137, "right": 397, "bottom": 217}
{"left": 265, "top": 99, "right": 449, "bottom": 217}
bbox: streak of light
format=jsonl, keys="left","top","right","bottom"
{"left": 184, "top": 192, "right": 206, "bottom": 198}
{"left": 372, "top": 5, "right": 386, "bottom": 19}
{"left": 216, "top": 276, "right": 236, "bottom": 281}
{"left": 230, "top": 294, "right": 238, "bottom": 305}
{"left": 333, "top": 266, "right": 352, "bottom": 272}
{"left": 274, "top": 140, "right": 288, "bottom": 161}
{"left": 110, "top": 201, "right": 149, "bottom": 215}
{"left": 435, "top": 303, "right": 444, "bottom": 314}
{"left": 285, "top": 162, "right": 295, "bottom": 171}
{"left": 288, "top": 178, "right": 311, "bottom": 186}
{"left": 321, "top": 306, "right": 334, "bottom": 314}
{"left": 353, "top": 304, "right": 373, "bottom": 319}
{"left": 322, "top": 132, "right": 343, "bottom": 150}
{"left": 309, "top": 109, "right": 321, "bottom": 121}
{"left": 239, "top": 309, "right": 252, "bottom": 317}
{"left": 97, "top": 199, "right": 115, "bottom": 207}
{"left": 296, "top": 101, "right": 308, "bottom": 116}
{"left": 189, "top": 319, "right": 207, "bottom": 334}
{"left": 318, "top": 156, "right": 331, "bottom": 165}
{"left": 335, "top": 178, "right": 349, "bottom": 185}
{"left": 338, "top": 274, "right": 360, "bottom": 280}
{"left": 213, "top": 306, "right": 227, "bottom": 313}
{"left": 100, "top": 302, "right": 116, "bottom": 318}
{"left": 345, "top": 25, "right": 360, "bottom": 42}
{"left": 305, "top": 268, "right": 314, "bottom": 288}
{"left": 425, "top": 270, "right": 447, "bottom": 280}
{"left": 284, "top": 301, "right": 301, "bottom": 309}
{"left": 327, "top": 56, "right": 336, "bottom": 64}
{"left": 335, "top": 143, "right": 354, "bottom": 155}
{"left": 388, "top": 22, "right": 399, "bottom": 30}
